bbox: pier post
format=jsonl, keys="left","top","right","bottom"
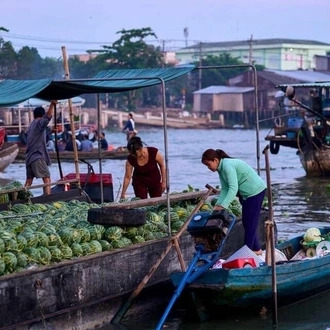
{"left": 118, "top": 112, "right": 123, "bottom": 129}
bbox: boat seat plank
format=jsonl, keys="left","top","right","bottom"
{"left": 103, "top": 190, "right": 218, "bottom": 209}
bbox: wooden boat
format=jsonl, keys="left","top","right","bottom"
{"left": 0, "top": 189, "right": 269, "bottom": 330}
{"left": 0, "top": 127, "right": 19, "bottom": 172}
{"left": 14, "top": 146, "right": 129, "bottom": 162}
{"left": 0, "top": 142, "right": 18, "bottom": 172}
{"left": 171, "top": 226, "right": 330, "bottom": 317}
{"left": 265, "top": 82, "right": 330, "bottom": 176}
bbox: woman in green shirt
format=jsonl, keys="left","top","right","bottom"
{"left": 201, "top": 148, "right": 266, "bottom": 255}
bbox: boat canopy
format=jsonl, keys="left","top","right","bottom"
{"left": 0, "top": 66, "right": 196, "bottom": 107}
{"left": 277, "top": 81, "right": 330, "bottom": 88}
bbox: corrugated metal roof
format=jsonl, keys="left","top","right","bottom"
{"left": 180, "top": 38, "right": 330, "bottom": 51}
{"left": 268, "top": 70, "right": 330, "bottom": 83}
{"left": 193, "top": 86, "right": 254, "bottom": 94}
{"left": 277, "top": 81, "right": 330, "bottom": 88}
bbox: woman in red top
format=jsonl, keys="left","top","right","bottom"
{"left": 120, "top": 136, "right": 166, "bottom": 199}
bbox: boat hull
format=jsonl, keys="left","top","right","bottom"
{"left": 298, "top": 147, "right": 330, "bottom": 177}
{"left": 0, "top": 211, "right": 268, "bottom": 329}
{"left": 264, "top": 124, "right": 330, "bottom": 177}
{"left": 14, "top": 147, "right": 129, "bottom": 162}
{"left": 0, "top": 142, "right": 19, "bottom": 172}
{"left": 171, "top": 227, "right": 330, "bottom": 314}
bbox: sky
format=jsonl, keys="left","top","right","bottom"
{"left": 0, "top": 0, "right": 329, "bottom": 58}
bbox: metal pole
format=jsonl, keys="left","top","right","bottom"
{"left": 96, "top": 94, "right": 104, "bottom": 203}
{"left": 262, "top": 145, "right": 278, "bottom": 327}
{"left": 160, "top": 79, "right": 172, "bottom": 236}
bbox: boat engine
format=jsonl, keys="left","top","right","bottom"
{"left": 187, "top": 210, "right": 235, "bottom": 253}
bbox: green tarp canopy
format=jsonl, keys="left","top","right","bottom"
{"left": 0, "top": 66, "right": 196, "bottom": 107}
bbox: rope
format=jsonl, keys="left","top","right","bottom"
{"left": 274, "top": 117, "right": 282, "bottom": 127}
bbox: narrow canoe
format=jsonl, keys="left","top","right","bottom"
{"left": 14, "top": 147, "right": 129, "bottom": 162}
{"left": 171, "top": 226, "right": 330, "bottom": 315}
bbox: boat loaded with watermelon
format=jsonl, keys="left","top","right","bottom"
{"left": 0, "top": 64, "right": 271, "bottom": 329}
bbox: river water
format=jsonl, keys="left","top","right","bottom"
{"left": 1, "top": 128, "right": 330, "bottom": 329}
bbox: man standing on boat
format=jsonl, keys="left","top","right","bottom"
{"left": 24, "top": 100, "right": 57, "bottom": 195}
{"left": 122, "top": 113, "right": 137, "bottom": 141}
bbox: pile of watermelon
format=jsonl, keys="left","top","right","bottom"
{"left": 0, "top": 196, "right": 242, "bottom": 277}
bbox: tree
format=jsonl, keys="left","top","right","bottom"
{"left": 193, "top": 53, "right": 247, "bottom": 89}
{"left": 99, "top": 28, "right": 162, "bottom": 69}
{"left": 94, "top": 28, "right": 165, "bottom": 109}
{"left": 16, "top": 46, "right": 43, "bottom": 79}
{"left": 0, "top": 39, "right": 18, "bottom": 79}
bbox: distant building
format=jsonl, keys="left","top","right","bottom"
{"left": 69, "top": 54, "right": 98, "bottom": 63}
{"left": 193, "top": 69, "right": 330, "bottom": 127}
{"left": 314, "top": 55, "right": 330, "bottom": 71}
{"left": 193, "top": 86, "right": 254, "bottom": 113}
{"left": 175, "top": 38, "right": 330, "bottom": 70}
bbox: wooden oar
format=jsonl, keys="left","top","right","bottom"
{"left": 262, "top": 145, "right": 278, "bottom": 327}
{"left": 110, "top": 183, "right": 218, "bottom": 324}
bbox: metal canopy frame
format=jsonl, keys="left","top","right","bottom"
{"left": 51, "top": 64, "right": 259, "bottom": 235}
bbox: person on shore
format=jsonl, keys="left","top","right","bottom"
{"left": 120, "top": 136, "right": 166, "bottom": 199}
{"left": 122, "top": 113, "right": 137, "bottom": 141}
{"left": 201, "top": 148, "right": 266, "bottom": 255}
{"left": 24, "top": 100, "right": 57, "bottom": 195}
{"left": 80, "top": 134, "right": 94, "bottom": 151}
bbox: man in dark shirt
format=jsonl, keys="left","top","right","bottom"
{"left": 24, "top": 101, "right": 56, "bottom": 195}
{"left": 100, "top": 132, "right": 108, "bottom": 150}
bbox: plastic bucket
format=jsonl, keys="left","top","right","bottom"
{"left": 288, "top": 117, "right": 303, "bottom": 128}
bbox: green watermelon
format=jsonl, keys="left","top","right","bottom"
{"left": 71, "top": 243, "right": 83, "bottom": 257}
{"left": 3, "top": 252, "right": 17, "bottom": 272}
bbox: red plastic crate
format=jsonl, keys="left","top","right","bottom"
{"left": 64, "top": 173, "right": 113, "bottom": 185}
{"left": 222, "top": 258, "right": 256, "bottom": 269}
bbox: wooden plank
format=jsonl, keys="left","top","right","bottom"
{"left": 103, "top": 189, "right": 219, "bottom": 209}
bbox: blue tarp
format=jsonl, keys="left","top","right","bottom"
{"left": 0, "top": 66, "right": 196, "bottom": 107}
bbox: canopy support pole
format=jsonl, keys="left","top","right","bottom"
{"left": 61, "top": 46, "right": 80, "bottom": 189}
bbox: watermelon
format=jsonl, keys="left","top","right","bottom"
{"left": 132, "top": 235, "right": 145, "bottom": 244}
{"left": 71, "top": 243, "right": 83, "bottom": 257}
{"left": 0, "top": 258, "right": 5, "bottom": 275}
{"left": 0, "top": 238, "right": 5, "bottom": 254}
{"left": 21, "top": 231, "right": 39, "bottom": 248}
{"left": 16, "top": 235, "right": 28, "bottom": 251}
{"left": 99, "top": 240, "right": 111, "bottom": 251}
{"left": 24, "top": 247, "right": 41, "bottom": 263}
{"left": 111, "top": 237, "right": 132, "bottom": 249}
{"left": 105, "top": 227, "right": 123, "bottom": 242}
{"left": 37, "top": 247, "right": 52, "bottom": 265}
{"left": 47, "top": 246, "right": 62, "bottom": 262}
{"left": 16, "top": 253, "right": 28, "bottom": 268}
{"left": 78, "top": 228, "right": 91, "bottom": 243}
{"left": 124, "top": 227, "right": 139, "bottom": 240}
{"left": 89, "top": 240, "right": 103, "bottom": 254}
{"left": 48, "top": 233, "right": 63, "bottom": 247}
{"left": 3, "top": 252, "right": 17, "bottom": 272}
{"left": 61, "top": 245, "right": 73, "bottom": 259}
{"left": 4, "top": 238, "right": 18, "bottom": 252}
{"left": 89, "top": 227, "right": 102, "bottom": 240}
{"left": 35, "top": 232, "right": 49, "bottom": 247}
{"left": 80, "top": 242, "right": 91, "bottom": 256}
{"left": 58, "top": 228, "right": 74, "bottom": 245}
